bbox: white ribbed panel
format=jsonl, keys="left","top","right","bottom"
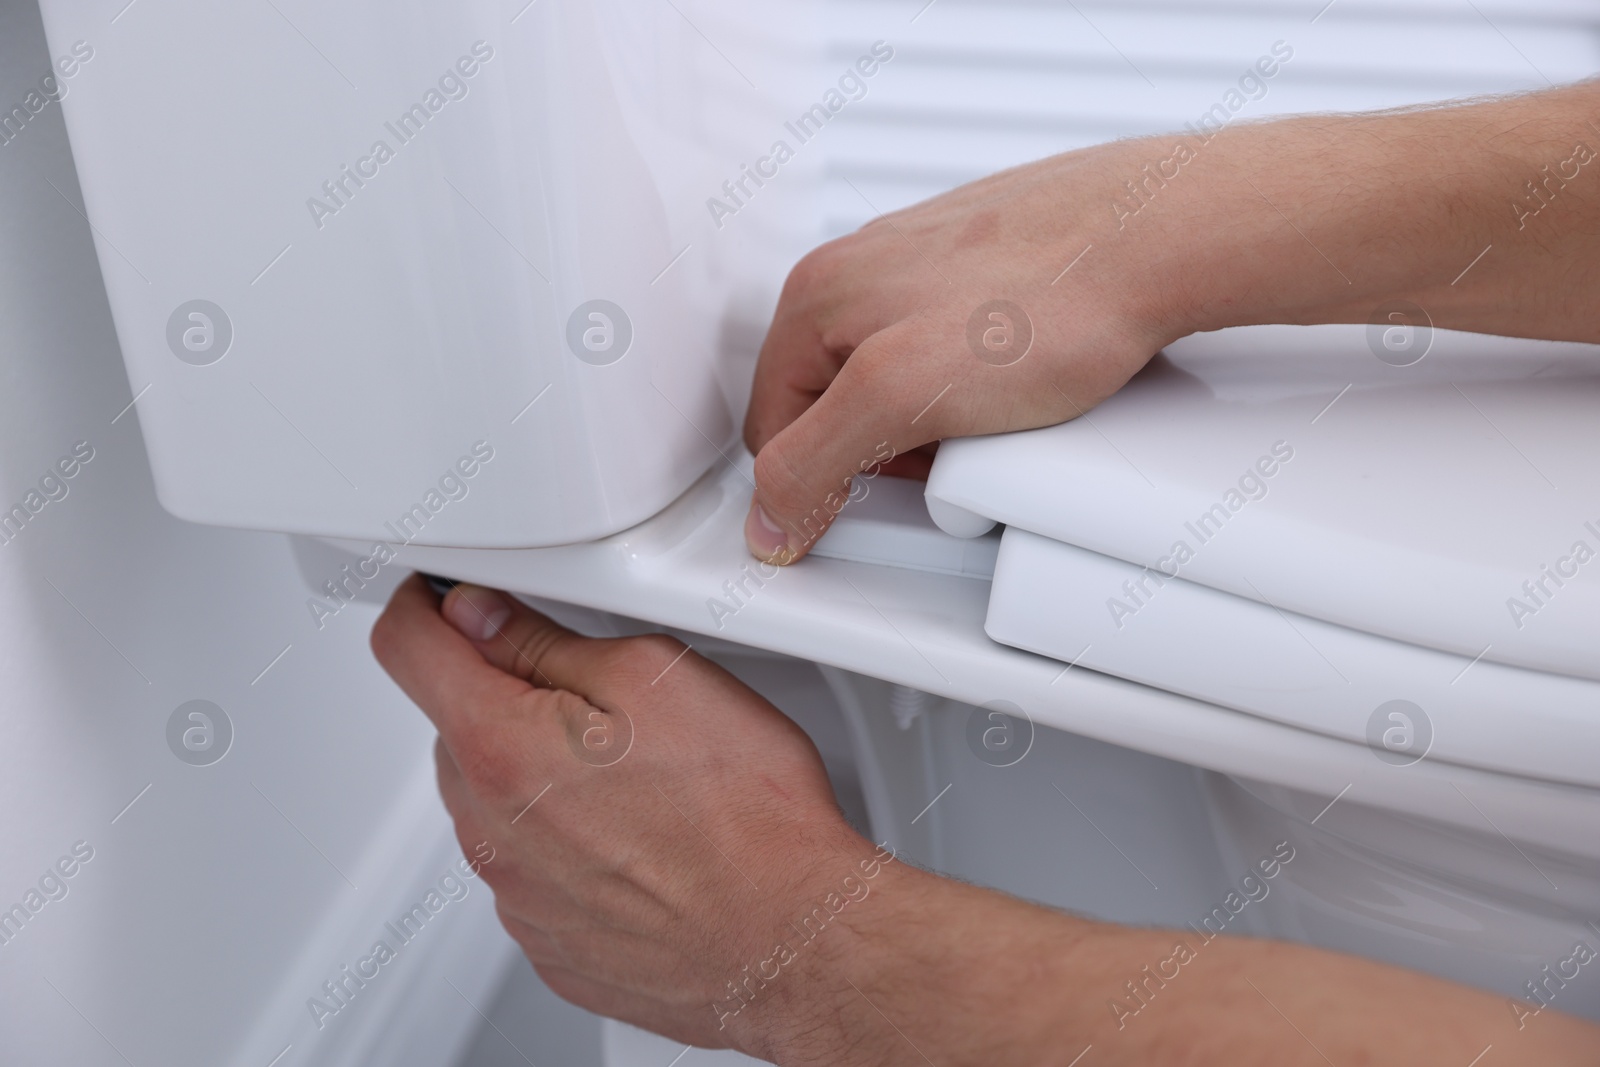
{"left": 820, "top": 0, "right": 1600, "bottom": 234}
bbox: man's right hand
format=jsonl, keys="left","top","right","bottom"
{"left": 740, "top": 142, "right": 1180, "bottom": 564}
{"left": 742, "top": 80, "right": 1600, "bottom": 565}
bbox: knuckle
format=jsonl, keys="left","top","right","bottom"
{"left": 848, "top": 329, "right": 951, "bottom": 432}
{"left": 548, "top": 688, "right": 595, "bottom": 720}
{"left": 755, "top": 443, "right": 847, "bottom": 550}
{"left": 452, "top": 825, "right": 488, "bottom": 874}
{"left": 585, "top": 640, "right": 633, "bottom": 681}
{"left": 752, "top": 441, "right": 815, "bottom": 511}
{"left": 634, "top": 634, "right": 694, "bottom": 687}
{"left": 781, "top": 232, "right": 871, "bottom": 304}
{"left": 842, "top": 345, "right": 895, "bottom": 403}
{"left": 782, "top": 242, "right": 840, "bottom": 300}
{"left": 452, "top": 729, "right": 525, "bottom": 799}
{"left": 630, "top": 632, "right": 687, "bottom": 664}
{"left": 368, "top": 609, "right": 398, "bottom": 665}
{"left": 508, "top": 621, "right": 573, "bottom": 686}
{"left": 844, "top": 332, "right": 913, "bottom": 397}
{"left": 593, "top": 636, "right": 666, "bottom": 685}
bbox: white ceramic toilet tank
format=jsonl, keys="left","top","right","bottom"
{"left": 37, "top": 0, "right": 815, "bottom": 547}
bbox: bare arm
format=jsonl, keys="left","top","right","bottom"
{"left": 741, "top": 80, "right": 1600, "bottom": 562}
{"left": 1152, "top": 80, "right": 1600, "bottom": 341}
{"left": 764, "top": 858, "right": 1600, "bottom": 1065}
{"left": 371, "top": 579, "right": 1600, "bottom": 1066}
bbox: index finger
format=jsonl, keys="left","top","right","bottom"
{"left": 746, "top": 318, "right": 953, "bottom": 563}
{"left": 743, "top": 237, "right": 931, "bottom": 456}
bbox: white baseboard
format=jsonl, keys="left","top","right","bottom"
{"left": 228, "top": 754, "right": 520, "bottom": 1067}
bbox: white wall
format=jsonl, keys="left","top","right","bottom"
{"left": 0, "top": 5, "right": 514, "bottom": 1064}
{"left": 822, "top": 0, "right": 1600, "bottom": 235}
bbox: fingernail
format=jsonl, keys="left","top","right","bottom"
{"left": 444, "top": 583, "right": 512, "bottom": 641}
{"left": 744, "top": 501, "right": 790, "bottom": 563}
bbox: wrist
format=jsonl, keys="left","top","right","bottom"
{"left": 706, "top": 832, "right": 917, "bottom": 1064}
{"left": 760, "top": 854, "right": 1102, "bottom": 1067}
{"left": 730, "top": 839, "right": 921, "bottom": 1064}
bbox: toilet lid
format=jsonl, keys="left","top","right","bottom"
{"left": 926, "top": 323, "right": 1600, "bottom": 684}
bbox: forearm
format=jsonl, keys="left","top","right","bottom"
{"left": 1129, "top": 79, "right": 1600, "bottom": 344}
{"left": 767, "top": 860, "right": 1600, "bottom": 1065}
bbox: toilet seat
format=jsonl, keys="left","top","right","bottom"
{"left": 926, "top": 323, "right": 1600, "bottom": 788}
{"left": 329, "top": 316, "right": 1600, "bottom": 860}
{"left": 984, "top": 527, "right": 1600, "bottom": 787}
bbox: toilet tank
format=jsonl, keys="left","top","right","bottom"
{"left": 38, "top": 0, "right": 815, "bottom": 547}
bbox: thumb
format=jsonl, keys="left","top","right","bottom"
{"left": 745, "top": 327, "right": 947, "bottom": 564}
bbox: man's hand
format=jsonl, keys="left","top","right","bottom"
{"left": 369, "top": 575, "right": 886, "bottom": 1059}
{"left": 374, "top": 576, "right": 1600, "bottom": 1065}
{"left": 741, "top": 143, "right": 1175, "bottom": 564}
{"left": 744, "top": 80, "right": 1600, "bottom": 565}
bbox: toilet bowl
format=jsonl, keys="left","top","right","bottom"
{"left": 924, "top": 320, "right": 1600, "bottom": 1020}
